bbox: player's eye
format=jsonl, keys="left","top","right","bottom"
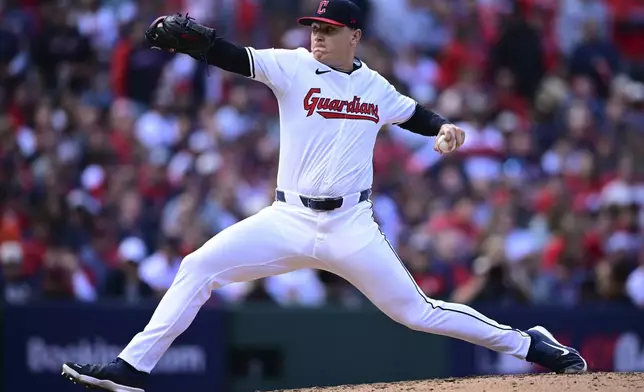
{"left": 312, "top": 25, "right": 336, "bottom": 35}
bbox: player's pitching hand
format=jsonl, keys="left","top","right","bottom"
{"left": 434, "top": 124, "right": 465, "bottom": 154}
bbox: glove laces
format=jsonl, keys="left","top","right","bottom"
{"left": 180, "top": 13, "right": 211, "bottom": 76}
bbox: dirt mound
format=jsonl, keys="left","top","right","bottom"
{"left": 271, "top": 372, "right": 644, "bottom": 392}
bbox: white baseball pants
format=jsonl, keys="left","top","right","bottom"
{"left": 118, "top": 192, "right": 531, "bottom": 372}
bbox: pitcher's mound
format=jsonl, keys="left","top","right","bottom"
{"left": 271, "top": 372, "right": 644, "bottom": 392}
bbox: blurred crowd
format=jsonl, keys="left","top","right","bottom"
{"left": 1, "top": 0, "right": 644, "bottom": 310}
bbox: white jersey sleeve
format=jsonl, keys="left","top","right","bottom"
{"left": 378, "top": 79, "right": 418, "bottom": 125}
{"left": 245, "top": 47, "right": 303, "bottom": 96}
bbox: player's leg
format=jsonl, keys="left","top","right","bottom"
{"left": 319, "top": 202, "right": 586, "bottom": 373}
{"left": 61, "top": 203, "right": 319, "bottom": 390}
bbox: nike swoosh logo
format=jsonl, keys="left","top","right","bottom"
{"left": 315, "top": 69, "right": 331, "bottom": 75}
{"left": 543, "top": 341, "right": 570, "bottom": 356}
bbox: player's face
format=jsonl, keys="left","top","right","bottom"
{"left": 310, "top": 22, "right": 360, "bottom": 65}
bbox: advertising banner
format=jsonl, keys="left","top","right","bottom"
{"left": 3, "top": 303, "right": 226, "bottom": 392}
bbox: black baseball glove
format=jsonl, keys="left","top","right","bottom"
{"left": 145, "top": 14, "right": 216, "bottom": 57}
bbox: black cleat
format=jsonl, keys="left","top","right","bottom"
{"left": 61, "top": 358, "right": 148, "bottom": 391}
{"left": 525, "top": 326, "right": 588, "bottom": 374}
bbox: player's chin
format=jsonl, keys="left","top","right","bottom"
{"left": 312, "top": 48, "right": 327, "bottom": 60}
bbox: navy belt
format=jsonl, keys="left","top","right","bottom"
{"left": 275, "top": 189, "right": 371, "bottom": 211}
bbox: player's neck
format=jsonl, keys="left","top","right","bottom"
{"left": 336, "top": 61, "right": 354, "bottom": 73}
{"left": 323, "top": 57, "right": 355, "bottom": 73}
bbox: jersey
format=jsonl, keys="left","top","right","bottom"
{"left": 244, "top": 46, "right": 417, "bottom": 197}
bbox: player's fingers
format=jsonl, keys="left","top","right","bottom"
{"left": 433, "top": 141, "right": 443, "bottom": 154}
{"left": 456, "top": 130, "right": 465, "bottom": 146}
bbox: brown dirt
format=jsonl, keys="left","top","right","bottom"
{"left": 270, "top": 372, "right": 644, "bottom": 392}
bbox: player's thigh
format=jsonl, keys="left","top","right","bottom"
{"left": 321, "top": 205, "right": 427, "bottom": 322}
{"left": 184, "top": 203, "right": 318, "bottom": 285}
{"left": 331, "top": 237, "right": 426, "bottom": 320}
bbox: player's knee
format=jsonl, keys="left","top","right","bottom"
{"left": 178, "top": 248, "right": 228, "bottom": 281}
{"left": 384, "top": 309, "right": 418, "bottom": 330}
{"left": 394, "top": 305, "right": 435, "bottom": 332}
{"left": 178, "top": 252, "right": 206, "bottom": 274}
{"left": 401, "top": 314, "right": 426, "bottom": 331}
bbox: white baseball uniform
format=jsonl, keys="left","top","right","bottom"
{"left": 118, "top": 47, "right": 532, "bottom": 372}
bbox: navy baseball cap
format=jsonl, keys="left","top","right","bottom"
{"left": 298, "top": 0, "right": 364, "bottom": 30}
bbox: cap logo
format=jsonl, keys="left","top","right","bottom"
{"left": 317, "top": 0, "right": 329, "bottom": 14}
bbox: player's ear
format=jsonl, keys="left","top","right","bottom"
{"left": 352, "top": 28, "right": 362, "bottom": 45}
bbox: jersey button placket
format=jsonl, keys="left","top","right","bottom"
{"left": 322, "top": 76, "right": 350, "bottom": 190}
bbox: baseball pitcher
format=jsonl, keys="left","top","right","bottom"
{"left": 62, "top": 1, "right": 587, "bottom": 390}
